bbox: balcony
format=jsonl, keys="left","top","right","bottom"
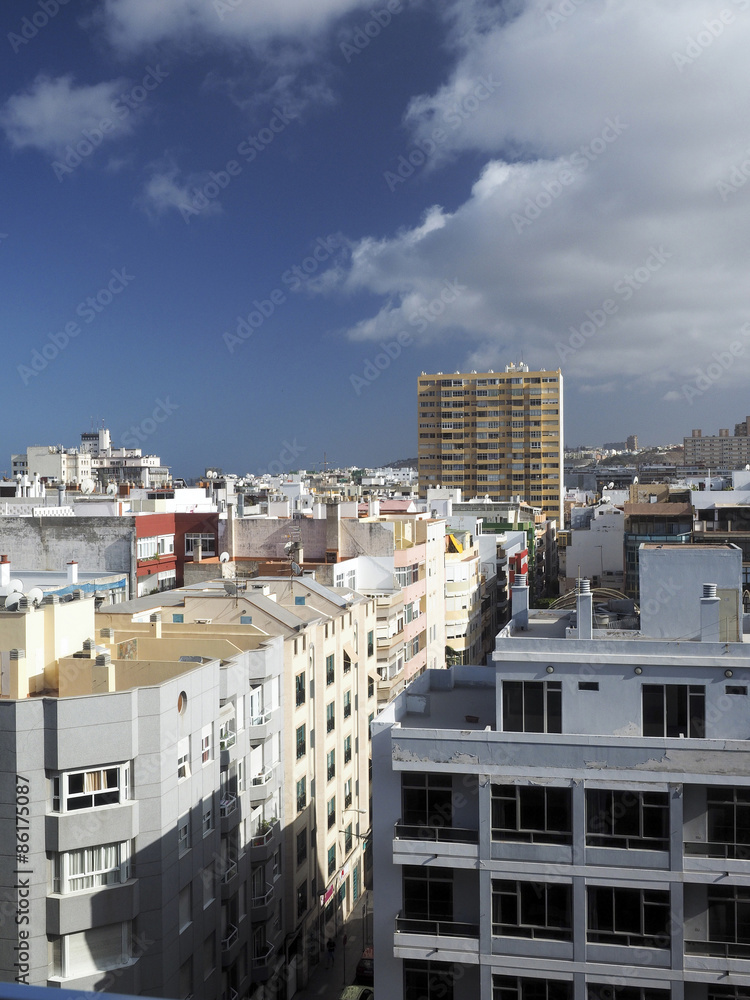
{"left": 249, "top": 819, "right": 280, "bottom": 862}
{"left": 251, "top": 942, "right": 275, "bottom": 981}
{"left": 685, "top": 940, "right": 750, "bottom": 960}
{"left": 394, "top": 912, "right": 480, "bottom": 958}
{"left": 220, "top": 795, "right": 239, "bottom": 833}
{"left": 248, "top": 764, "right": 278, "bottom": 803}
{"left": 393, "top": 821, "right": 479, "bottom": 860}
{"left": 247, "top": 709, "right": 275, "bottom": 743}
{"left": 220, "top": 858, "right": 238, "bottom": 885}
{"left": 220, "top": 730, "right": 237, "bottom": 752}
{"left": 222, "top": 989, "right": 239, "bottom": 1000}
{"left": 221, "top": 925, "right": 239, "bottom": 952}
{"left": 251, "top": 883, "right": 276, "bottom": 922}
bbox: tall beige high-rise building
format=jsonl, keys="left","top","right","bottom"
{"left": 417, "top": 363, "right": 564, "bottom": 524}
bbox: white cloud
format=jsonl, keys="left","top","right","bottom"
{"left": 137, "top": 160, "right": 223, "bottom": 220}
{"left": 100, "top": 0, "right": 376, "bottom": 52}
{"left": 0, "top": 74, "right": 133, "bottom": 155}
{"left": 322, "top": 0, "right": 750, "bottom": 402}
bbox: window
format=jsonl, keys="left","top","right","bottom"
{"left": 203, "top": 934, "right": 215, "bottom": 978}
{"left": 295, "top": 671, "right": 306, "bottom": 707}
{"left": 492, "top": 785, "right": 572, "bottom": 845}
{"left": 297, "top": 880, "right": 308, "bottom": 918}
{"left": 326, "top": 701, "right": 335, "bottom": 733}
{"left": 344, "top": 824, "right": 353, "bottom": 855}
{"left": 185, "top": 533, "right": 216, "bottom": 557}
{"left": 327, "top": 748, "right": 336, "bottom": 782}
{"left": 179, "top": 885, "right": 192, "bottom": 932}
{"left": 52, "top": 922, "right": 133, "bottom": 979}
{"left": 694, "top": 787, "right": 750, "bottom": 860}
{"left": 202, "top": 804, "right": 213, "bottom": 836}
{"left": 494, "top": 977, "right": 573, "bottom": 1000}
{"left": 326, "top": 654, "right": 335, "bottom": 686}
{"left": 368, "top": 712, "right": 374, "bottom": 739}
{"left": 492, "top": 880, "right": 572, "bottom": 941}
{"left": 201, "top": 728, "right": 212, "bottom": 764}
{"left": 344, "top": 690, "right": 352, "bottom": 719}
{"left": 344, "top": 735, "right": 352, "bottom": 764}
{"left": 402, "top": 773, "right": 453, "bottom": 827}
{"left": 178, "top": 738, "right": 190, "bottom": 780}
{"left": 642, "top": 684, "right": 705, "bottom": 737}
{"left": 404, "top": 866, "right": 453, "bottom": 922}
{"left": 404, "top": 960, "right": 454, "bottom": 1000}
{"left": 178, "top": 815, "right": 191, "bottom": 855}
{"left": 343, "top": 651, "right": 351, "bottom": 674}
{"left": 296, "top": 777, "right": 306, "bottom": 813}
{"left": 328, "top": 844, "right": 336, "bottom": 877}
{"left": 367, "top": 630, "right": 374, "bottom": 657}
{"left": 296, "top": 829, "right": 307, "bottom": 866}
{"left": 587, "top": 886, "right": 671, "bottom": 948}
{"left": 54, "top": 842, "right": 130, "bottom": 893}
{"left": 579, "top": 682, "right": 599, "bottom": 691}
{"left": 586, "top": 790, "right": 669, "bottom": 851}
{"left": 296, "top": 724, "right": 306, "bottom": 760}
{"left": 344, "top": 778, "right": 352, "bottom": 809}
{"left": 587, "top": 987, "right": 669, "bottom": 1000}
{"left": 327, "top": 795, "right": 336, "bottom": 829}
{"left": 53, "top": 763, "right": 130, "bottom": 812}
{"left": 368, "top": 676, "right": 374, "bottom": 699}
{"left": 502, "top": 681, "right": 561, "bottom": 733}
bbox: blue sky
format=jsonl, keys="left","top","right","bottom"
{"left": 1, "top": 0, "right": 749, "bottom": 479}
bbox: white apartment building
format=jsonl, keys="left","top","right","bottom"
{"left": 372, "top": 541, "right": 750, "bottom": 1000}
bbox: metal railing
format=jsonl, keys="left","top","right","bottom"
{"left": 394, "top": 821, "right": 479, "bottom": 844}
{"left": 396, "top": 913, "right": 479, "bottom": 938}
{"left": 220, "top": 859, "right": 238, "bottom": 884}
{"left": 220, "top": 795, "right": 237, "bottom": 817}
{"left": 685, "top": 940, "right": 750, "bottom": 959}
{"left": 220, "top": 730, "right": 237, "bottom": 751}
{"left": 221, "top": 924, "right": 239, "bottom": 951}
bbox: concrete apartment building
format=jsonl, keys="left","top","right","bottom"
{"left": 0, "top": 570, "right": 375, "bottom": 999}
{"left": 683, "top": 421, "right": 750, "bottom": 468}
{"left": 417, "top": 364, "right": 564, "bottom": 525}
{"left": 372, "top": 541, "right": 750, "bottom": 1000}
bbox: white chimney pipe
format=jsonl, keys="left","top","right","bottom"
{"left": 67, "top": 561, "right": 78, "bottom": 585}
{"left": 700, "top": 582, "right": 720, "bottom": 642}
{"left": 577, "top": 578, "right": 593, "bottom": 640}
{"left": 0, "top": 555, "right": 10, "bottom": 588}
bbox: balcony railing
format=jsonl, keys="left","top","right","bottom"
{"left": 220, "top": 730, "right": 236, "bottom": 751}
{"left": 252, "top": 884, "right": 275, "bottom": 908}
{"left": 220, "top": 859, "right": 238, "bottom": 884}
{"left": 394, "top": 821, "right": 479, "bottom": 844}
{"left": 249, "top": 711, "right": 271, "bottom": 727}
{"left": 396, "top": 914, "right": 480, "bottom": 938}
{"left": 222, "top": 989, "right": 239, "bottom": 1000}
{"left": 684, "top": 842, "right": 750, "bottom": 860}
{"left": 221, "top": 924, "right": 239, "bottom": 951}
{"left": 685, "top": 940, "right": 750, "bottom": 959}
{"left": 220, "top": 795, "right": 237, "bottom": 818}
{"left": 252, "top": 765, "right": 274, "bottom": 787}
{"left": 251, "top": 819, "right": 278, "bottom": 847}
{"left": 252, "top": 942, "right": 274, "bottom": 967}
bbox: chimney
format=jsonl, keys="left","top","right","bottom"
{"left": 511, "top": 572, "right": 529, "bottom": 630}
{"left": 368, "top": 499, "right": 380, "bottom": 517}
{"left": 150, "top": 611, "right": 162, "bottom": 639}
{"left": 194, "top": 539, "right": 203, "bottom": 563}
{"left": 57, "top": 483, "right": 65, "bottom": 507}
{"left": 237, "top": 492, "right": 245, "bottom": 518}
{"left": 67, "top": 560, "right": 78, "bottom": 585}
{"left": 700, "top": 583, "right": 720, "bottom": 642}
{"left": 577, "top": 578, "right": 593, "bottom": 639}
{"left": 0, "top": 555, "right": 10, "bottom": 588}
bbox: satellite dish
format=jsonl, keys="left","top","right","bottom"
{"left": 27, "top": 587, "right": 44, "bottom": 607}
{"left": 5, "top": 593, "right": 21, "bottom": 611}
{"left": 607, "top": 482, "right": 615, "bottom": 489}
{"left": 633, "top": 476, "right": 638, "bottom": 484}
{"left": 219, "top": 551, "right": 230, "bottom": 563}
{"left": 9, "top": 579, "right": 23, "bottom": 594}
{"left": 80, "top": 478, "right": 95, "bottom": 494}
{"left": 106, "top": 483, "right": 118, "bottom": 495}
{"left": 291, "top": 562, "right": 302, "bottom": 576}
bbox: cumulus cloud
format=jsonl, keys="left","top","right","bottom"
{"left": 137, "top": 159, "right": 223, "bottom": 221}
{"left": 0, "top": 74, "right": 133, "bottom": 155}
{"left": 322, "top": 0, "right": 750, "bottom": 405}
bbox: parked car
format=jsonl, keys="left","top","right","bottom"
{"left": 354, "top": 946, "right": 374, "bottom": 986}
{"left": 338, "top": 987, "right": 374, "bottom": 1000}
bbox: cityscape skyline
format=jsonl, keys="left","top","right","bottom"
{"left": 2, "top": 1, "right": 749, "bottom": 477}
